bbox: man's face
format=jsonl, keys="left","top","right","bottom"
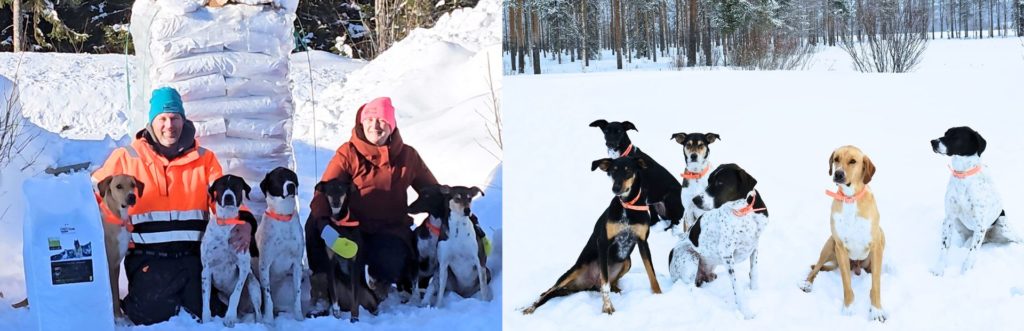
{"left": 152, "top": 113, "right": 184, "bottom": 147}
{"left": 362, "top": 117, "right": 391, "bottom": 146}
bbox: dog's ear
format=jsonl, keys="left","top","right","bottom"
{"left": 589, "top": 119, "right": 608, "bottom": 129}
{"left": 591, "top": 158, "right": 613, "bottom": 172}
{"left": 349, "top": 182, "right": 359, "bottom": 194}
{"left": 208, "top": 184, "right": 217, "bottom": 204}
{"left": 97, "top": 176, "right": 113, "bottom": 198}
{"left": 259, "top": 176, "right": 272, "bottom": 197}
{"left": 622, "top": 121, "right": 638, "bottom": 132}
{"left": 828, "top": 151, "right": 835, "bottom": 176}
{"left": 134, "top": 179, "right": 145, "bottom": 198}
{"left": 670, "top": 132, "right": 687, "bottom": 145}
{"left": 862, "top": 155, "right": 876, "bottom": 184}
{"left": 242, "top": 180, "right": 252, "bottom": 201}
{"left": 737, "top": 168, "right": 758, "bottom": 194}
{"left": 314, "top": 181, "right": 325, "bottom": 193}
{"left": 439, "top": 185, "right": 451, "bottom": 195}
{"left": 469, "top": 186, "right": 484, "bottom": 197}
{"left": 705, "top": 133, "right": 721, "bottom": 144}
{"left": 635, "top": 157, "right": 648, "bottom": 170}
{"left": 973, "top": 130, "right": 987, "bottom": 156}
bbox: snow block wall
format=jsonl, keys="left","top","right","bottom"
{"left": 130, "top": 0, "right": 299, "bottom": 213}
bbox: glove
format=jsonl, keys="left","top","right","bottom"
{"left": 320, "top": 226, "right": 358, "bottom": 259}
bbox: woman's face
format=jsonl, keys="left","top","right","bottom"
{"left": 362, "top": 117, "right": 391, "bottom": 146}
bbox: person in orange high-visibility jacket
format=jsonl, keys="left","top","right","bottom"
{"left": 91, "top": 87, "right": 254, "bottom": 326}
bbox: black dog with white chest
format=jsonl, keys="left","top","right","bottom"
{"left": 590, "top": 119, "right": 684, "bottom": 229}
{"left": 521, "top": 157, "right": 662, "bottom": 315}
{"left": 304, "top": 177, "right": 379, "bottom": 322}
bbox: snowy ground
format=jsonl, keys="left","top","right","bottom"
{"left": 0, "top": 0, "right": 501, "bottom": 330}
{"left": 504, "top": 32, "right": 1024, "bottom": 74}
{"left": 503, "top": 37, "right": 1024, "bottom": 330}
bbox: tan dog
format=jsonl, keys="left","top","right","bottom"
{"left": 96, "top": 174, "right": 143, "bottom": 319}
{"left": 800, "top": 146, "right": 887, "bottom": 322}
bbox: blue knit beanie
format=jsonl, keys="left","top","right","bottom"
{"left": 149, "top": 87, "right": 185, "bottom": 123}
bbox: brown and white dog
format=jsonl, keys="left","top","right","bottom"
{"left": 800, "top": 145, "right": 887, "bottom": 322}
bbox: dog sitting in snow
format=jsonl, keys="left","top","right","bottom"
{"left": 414, "top": 185, "right": 492, "bottom": 307}
{"left": 670, "top": 132, "right": 720, "bottom": 232}
{"left": 670, "top": 164, "right": 768, "bottom": 319}
{"left": 202, "top": 175, "right": 262, "bottom": 326}
{"left": 308, "top": 177, "right": 379, "bottom": 322}
{"left": 98, "top": 175, "right": 143, "bottom": 319}
{"left": 591, "top": 119, "right": 684, "bottom": 229}
{"left": 930, "top": 127, "right": 1019, "bottom": 276}
{"left": 521, "top": 157, "right": 662, "bottom": 315}
{"left": 407, "top": 184, "right": 490, "bottom": 305}
{"left": 800, "top": 146, "right": 887, "bottom": 322}
{"left": 254, "top": 167, "right": 304, "bottom": 322}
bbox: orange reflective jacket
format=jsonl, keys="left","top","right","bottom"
{"left": 92, "top": 131, "right": 223, "bottom": 252}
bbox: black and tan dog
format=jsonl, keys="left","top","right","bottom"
{"left": 307, "top": 178, "right": 379, "bottom": 322}
{"left": 521, "top": 157, "right": 661, "bottom": 315}
{"left": 800, "top": 145, "right": 887, "bottom": 322}
{"left": 591, "top": 119, "right": 683, "bottom": 229}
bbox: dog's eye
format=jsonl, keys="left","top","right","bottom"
{"left": 116, "top": 184, "right": 123, "bottom": 189}
{"left": 848, "top": 160, "right": 856, "bottom": 165}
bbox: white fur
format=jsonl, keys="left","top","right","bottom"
{"left": 255, "top": 193, "right": 305, "bottom": 322}
{"left": 933, "top": 154, "right": 1018, "bottom": 275}
{"left": 414, "top": 216, "right": 442, "bottom": 306}
{"left": 426, "top": 202, "right": 491, "bottom": 307}
{"left": 689, "top": 196, "right": 767, "bottom": 319}
{"left": 679, "top": 160, "right": 711, "bottom": 233}
{"left": 832, "top": 185, "right": 874, "bottom": 261}
{"left": 201, "top": 204, "right": 262, "bottom": 326}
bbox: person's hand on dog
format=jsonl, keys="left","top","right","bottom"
{"left": 229, "top": 222, "right": 251, "bottom": 253}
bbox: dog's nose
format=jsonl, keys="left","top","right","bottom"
{"left": 612, "top": 183, "right": 622, "bottom": 194}
{"left": 224, "top": 195, "right": 236, "bottom": 206}
{"left": 690, "top": 154, "right": 698, "bottom": 162}
{"left": 692, "top": 196, "right": 704, "bottom": 207}
{"left": 833, "top": 171, "right": 846, "bottom": 183}
{"left": 930, "top": 139, "right": 939, "bottom": 151}
{"left": 126, "top": 194, "right": 136, "bottom": 206}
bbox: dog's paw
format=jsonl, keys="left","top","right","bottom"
{"left": 222, "top": 318, "right": 237, "bottom": 328}
{"left": 740, "top": 308, "right": 756, "bottom": 320}
{"left": 799, "top": 281, "right": 813, "bottom": 293}
{"left": 960, "top": 260, "right": 976, "bottom": 275}
{"left": 930, "top": 264, "right": 946, "bottom": 277}
{"left": 869, "top": 306, "right": 888, "bottom": 323}
{"left": 521, "top": 306, "right": 536, "bottom": 315}
{"left": 330, "top": 305, "right": 343, "bottom": 319}
{"left": 349, "top": 317, "right": 359, "bottom": 323}
{"left": 840, "top": 305, "right": 855, "bottom": 316}
{"left": 601, "top": 303, "right": 615, "bottom": 315}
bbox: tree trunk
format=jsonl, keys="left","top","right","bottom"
{"left": 508, "top": 5, "right": 517, "bottom": 72}
{"left": 687, "top": 0, "right": 697, "bottom": 66}
{"left": 517, "top": 0, "right": 526, "bottom": 74}
{"left": 613, "top": 0, "right": 623, "bottom": 69}
{"left": 530, "top": 8, "right": 541, "bottom": 74}
{"left": 12, "top": 0, "right": 23, "bottom": 52}
{"left": 582, "top": 0, "right": 589, "bottom": 67}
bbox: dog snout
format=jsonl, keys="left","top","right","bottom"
{"left": 930, "top": 139, "right": 940, "bottom": 152}
{"left": 126, "top": 193, "right": 136, "bottom": 206}
{"left": 612, "top": 183, "right": 623, "bottom": 195}
{"left": 224, "top": 195, "right": 236, "bottom": 206}
{"left": 833, "top": 170, "right": 846, "bottom": 183}
{"left": 689, "top": 154, "right": 698, "bottom": 162}
{"left": 692, "top": 196, "right": 704, "bottom": 209}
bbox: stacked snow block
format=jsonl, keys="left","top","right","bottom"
{"left": 130, "top": 0, "right": 299, "bottom": 212}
